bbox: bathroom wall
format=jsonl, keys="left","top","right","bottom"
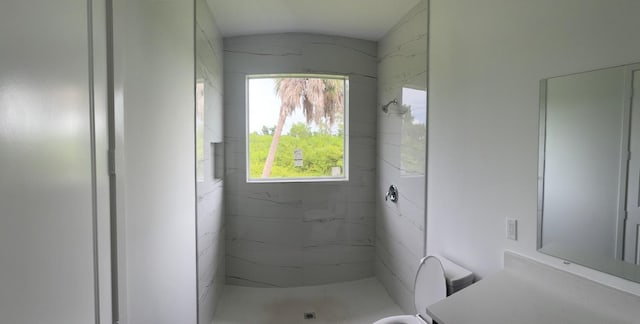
{"left": 375, "top": 0, "right": 428, "bottom": 312}
{"left": 0, "top": 0, "right": 111, "bottom": 322}
{"left": 224, "top": 33, "right": 377, "bottom": 287}
{"left": 196, "top": 0, "right": 225, "bottom": 322}
{"left": 113, "top": 0, "right": 197, "bottom": 323}
{"left": 428, "top": 0, "right": 640, "bottom": 295}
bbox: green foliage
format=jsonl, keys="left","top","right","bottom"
{"left": 400, "top": 107, "right": 427, "bottom": 175}
{"left": 288, "top": 122, "right": 312, "bottom": 138}
{"left": 195, "top": 126, "right": 204, "bottom": 180}
{"left": 249, "top": 133, "right": 344, "bottom": 178}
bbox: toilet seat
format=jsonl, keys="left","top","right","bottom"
{"left": 374, "top": 256, "right": 447, "bottom": 324}
{"left": 413, "top": 256, "right": 447, "bottom": 320}
{"left": 372, "top": 314, "right": 426, "bottom": 324}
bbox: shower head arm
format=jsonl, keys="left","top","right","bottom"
{"left": 381, "top": 99, "right": 398, "bottom": 113}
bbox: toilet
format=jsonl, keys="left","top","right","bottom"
{"left": 374, "top": 255, "right": 474, "bottom": 324}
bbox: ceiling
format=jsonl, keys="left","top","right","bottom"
{"left": 205, "top": 0, "right": 422, "bottom": 41}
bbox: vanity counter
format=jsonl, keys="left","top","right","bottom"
{"left": 426, "top": 252, "right": 640, "bottom": 324}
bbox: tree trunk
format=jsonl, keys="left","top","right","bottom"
{"left": 261, "top": 106, "right": 287, "bottom": 178}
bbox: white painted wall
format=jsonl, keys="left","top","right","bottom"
{"left": 0, "top": 1, "right": 111, "bottom": 323}
{"left": 376, "top": 0, "right": 428, "bottom": 313}
{"left": 428, "top": 0, "right": 640, "bottom": 295}
{"left": 113, "top": 0, "right": 197, "bottom": 323}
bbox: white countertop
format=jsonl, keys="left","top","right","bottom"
{"left": 426, "top": 252, "right": 640, "bottom": 324}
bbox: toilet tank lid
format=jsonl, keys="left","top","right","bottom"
{"left": 433, "top": 254, "right": 474, "bottom": 287}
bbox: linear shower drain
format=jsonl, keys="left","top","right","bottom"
{"left": 303, "top": 312, "right": 316, "bottom": 320}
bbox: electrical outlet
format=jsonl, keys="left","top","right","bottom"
{"left": 506, "top": 218, "right": 517, "bottom": 241}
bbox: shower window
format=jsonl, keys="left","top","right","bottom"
{"left": 196, "top": 81, "right": 205, "bottom": 182}
{"left": 246, "top": 74, "right": 349, "bottom": 182}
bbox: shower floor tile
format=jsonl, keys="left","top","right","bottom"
{"left": 211, "top": 277, "right": 404, "bottom": 324}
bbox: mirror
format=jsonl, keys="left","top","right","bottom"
{"left": 538, "top": 62, "right": 640, "bottom": 283}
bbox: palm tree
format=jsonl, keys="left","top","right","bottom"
{"left": 261, "top": 77, "right": 344, "bottom": 178}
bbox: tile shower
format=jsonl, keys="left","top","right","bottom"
{"left": 223, "top": 33, "right": 378, "bottom": 287}
{"left": 196, "top": 0, "right": 428, "bottom": 321}
{"left": 376, "top": 0, "right": 428, "bottom": 312}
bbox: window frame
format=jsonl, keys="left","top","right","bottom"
{"left": 245, "top": 73, "right": 350, "bottom": 183}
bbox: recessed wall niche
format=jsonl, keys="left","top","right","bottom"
{"left": 212, "top": 142, "right": 224, "bottom": 181}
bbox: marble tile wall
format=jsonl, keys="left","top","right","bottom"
{"left": 223, "top": 33, "right": 378, "bottom": 287}
{"left": 196, "top": 0, "right": 225, "bottom": 323}
{"left": 375, "top": 0, "right": 428, "bottom": 312}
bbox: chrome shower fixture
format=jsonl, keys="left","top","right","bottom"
{"left": 381, "top": 99, "right": 398, "bottom": 113}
